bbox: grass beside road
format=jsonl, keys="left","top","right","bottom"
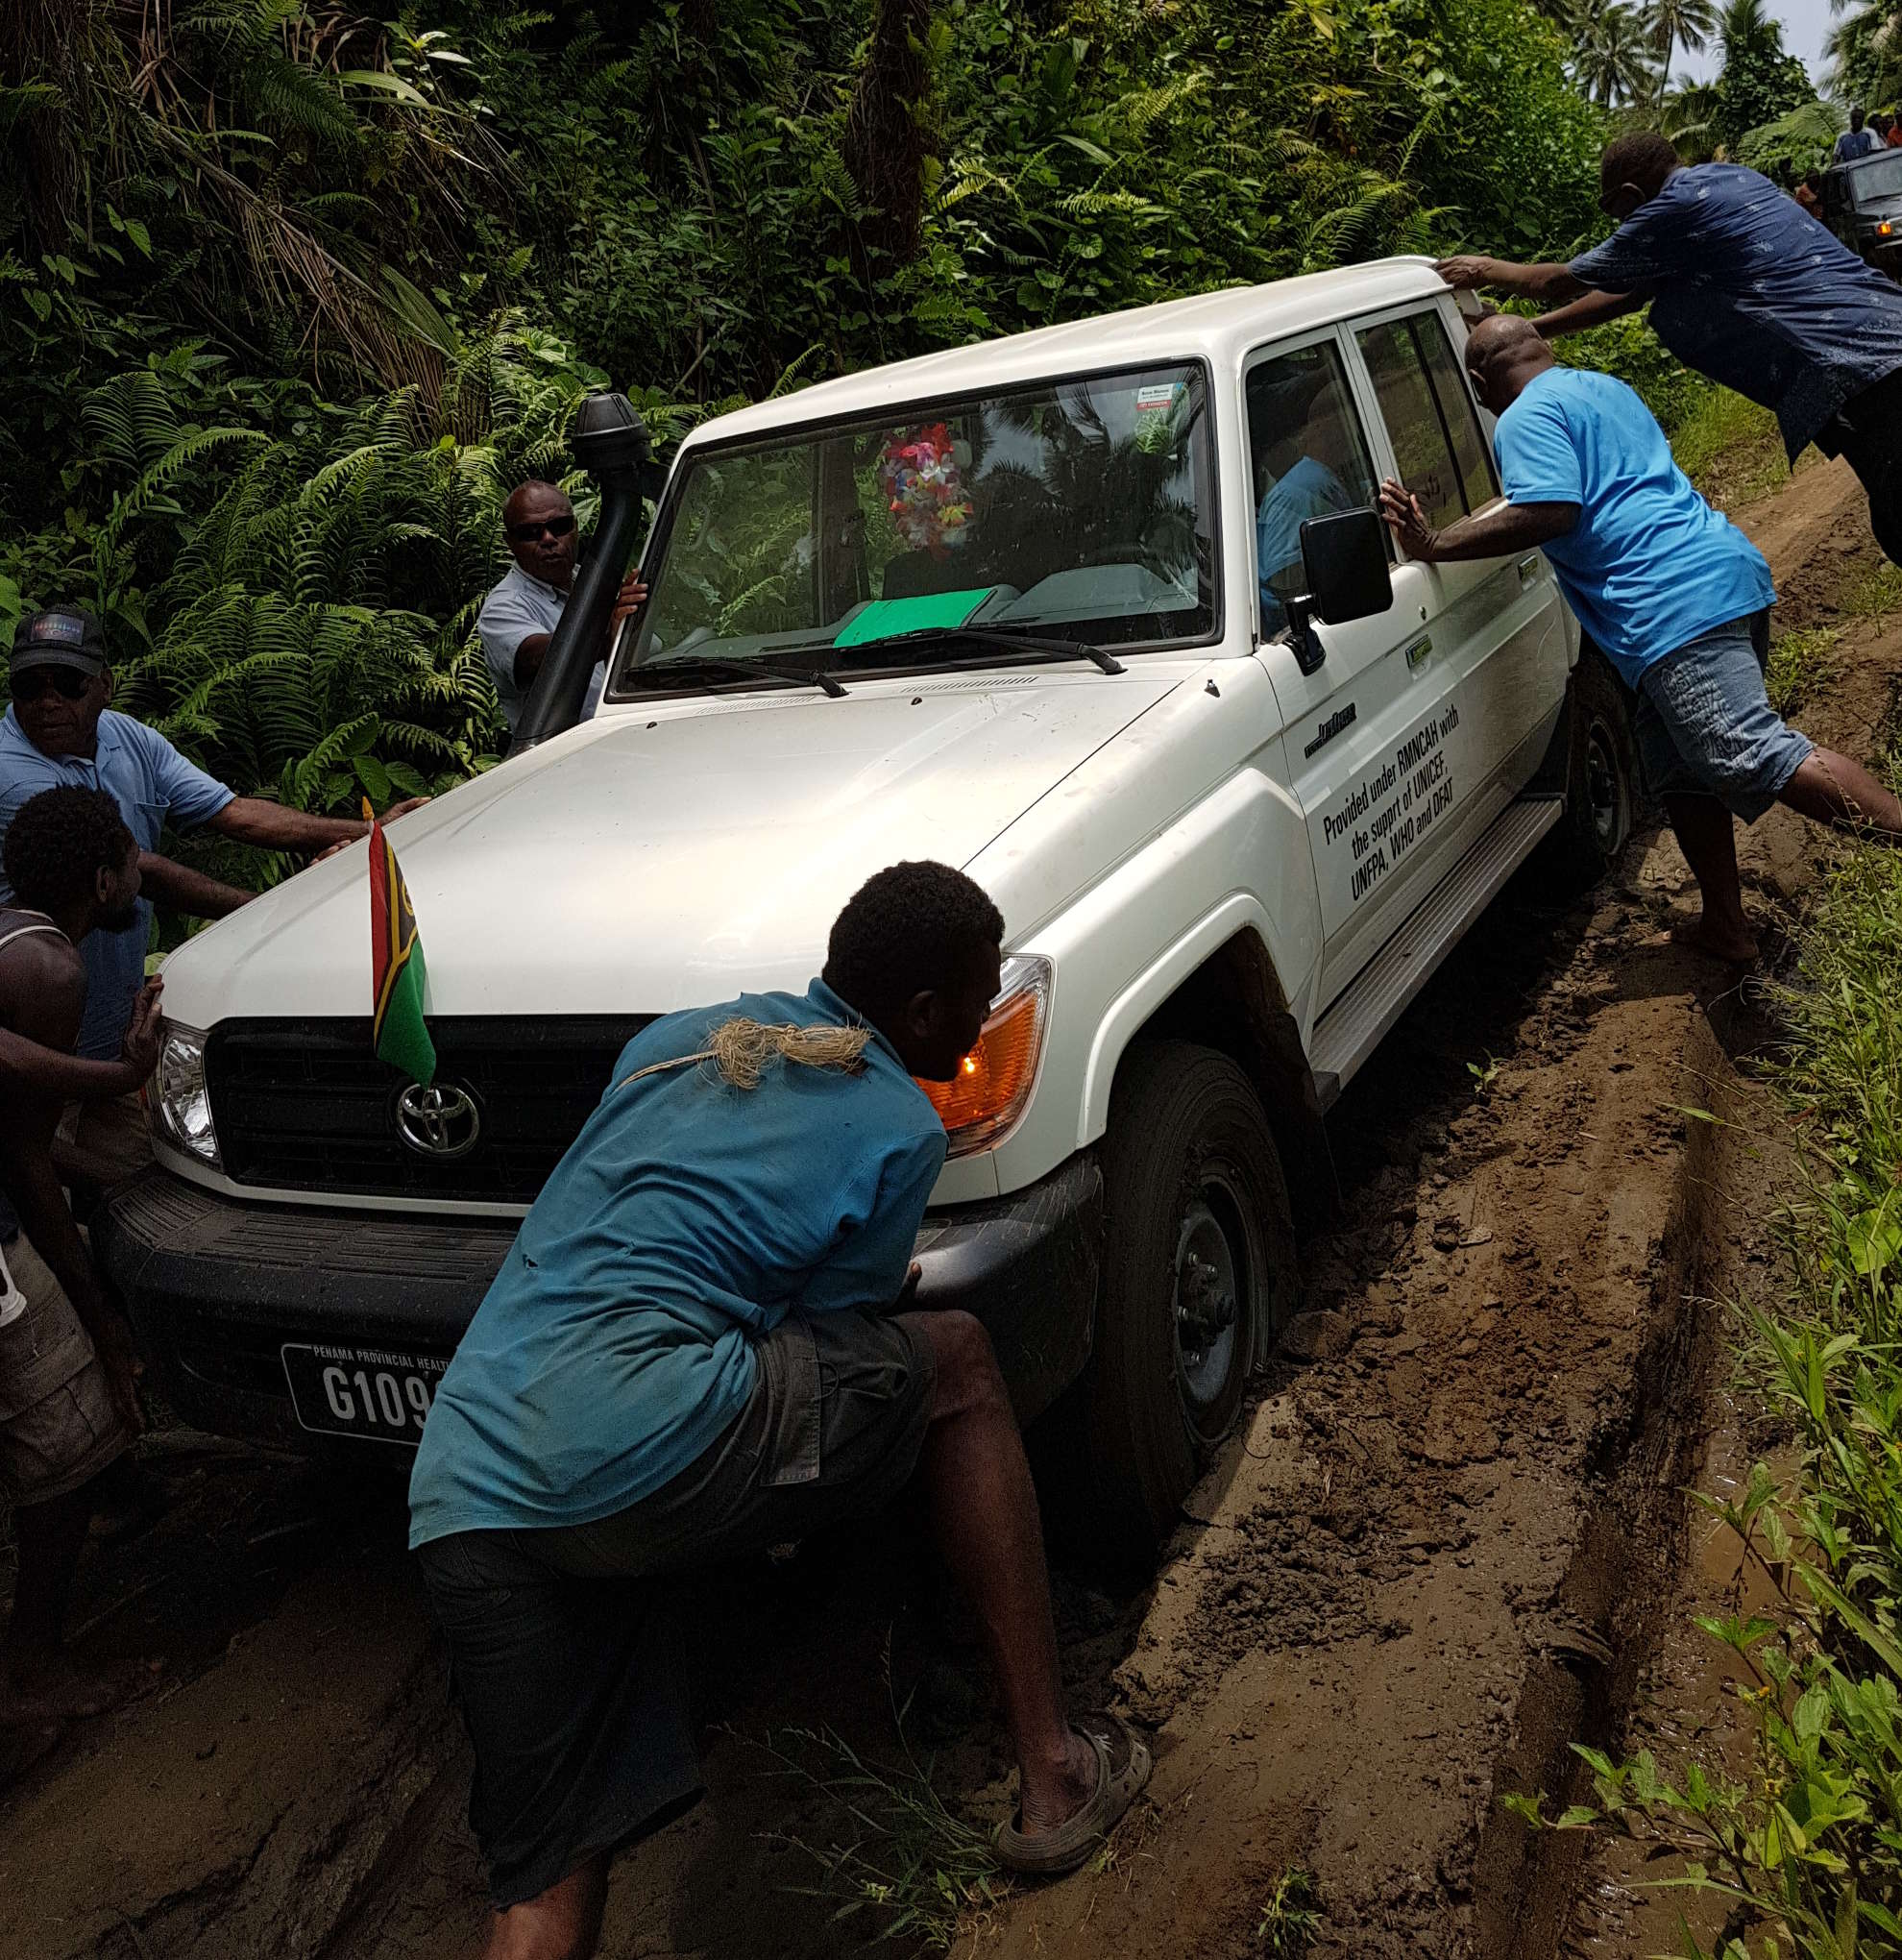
{"left": 1671, "top": 390, "right": 1792, "bottom": 511}
{"left": 1509, "top": 817, "right": 1902, "bottom": 1956}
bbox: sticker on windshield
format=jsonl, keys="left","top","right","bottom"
{"left": 832, "top": 589, "right": 996, "bottom": 649}
{"left": 1134, "top": 382, "right": 1186, "bottom": 414}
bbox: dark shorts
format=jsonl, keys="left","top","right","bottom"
{"left": 1819, "top": 363, "right": 1902, "bottom": 566}
{"left": 415, "top": 1311, "right": 937, "bottom": 1908}
{"left": 1635, "top": 610, "right": 1812, "bottom": 822}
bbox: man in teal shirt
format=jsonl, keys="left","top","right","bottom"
{"left": 410, "top": 862, "right": 1148, "bottom": 1958}
{"left": 1380, "top": 316, "right": 1902, "bottom": 964}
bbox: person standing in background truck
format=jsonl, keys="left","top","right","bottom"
{"left": 1379, "top": 317, "right": 1902, "bottom": 967}
{"left": 0, "top": 607, "right": 425, "bottom": 1201}
{"left": 1836, "top": 105, "right": 1882, "bottom": 164}
{"left": 477, "top": 482, "right": 648, "bottom": 741}
{"left": 1434, "top": 133, "right": 1902, "bottom": 567}
{"left": 0, "top": 788, "right": 164, "bottom": 1758}
{"left": 409, "top": 861, "right": 1150, "bottom": 1960}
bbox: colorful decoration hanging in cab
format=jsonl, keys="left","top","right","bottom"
{"left": 879, "top": 423, "right": 973, "bottom": 558}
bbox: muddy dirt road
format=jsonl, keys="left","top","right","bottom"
{"left": 2, "top": 457, "right": 1895, "bottom": 1960}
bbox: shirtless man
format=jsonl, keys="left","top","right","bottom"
{"left": 0, "top": 785, "right": 163, "bottom": 1746}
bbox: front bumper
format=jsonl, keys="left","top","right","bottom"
{"left": 97, "top": 1154, "right": 1103, "bottom": 1451}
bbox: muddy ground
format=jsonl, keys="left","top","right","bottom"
{"left": 1, "top": 457, "right": 1895, "bottom": 1960}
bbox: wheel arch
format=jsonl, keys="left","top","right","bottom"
{"left": 1082, "top": 905, "right": 1339, "bottom": 1237}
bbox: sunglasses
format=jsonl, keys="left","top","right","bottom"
{"left": 506, "top": 515, "right": 576, "bottom": 545}
{"left": 11, "top": 667, "right": 92, "bottom": 703}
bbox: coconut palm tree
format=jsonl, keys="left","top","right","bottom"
{"left": 1645, "top": 0, "right": 1719, "bottom": 99}
{"left": 1574, "top": 2, "right": 1663, "bottom": 104}
{"left": 1825, "top": 0, "right": 1902, "bottom": 106}
{"left": 1717, "top": 0, "right": 1777, "bottom": 63}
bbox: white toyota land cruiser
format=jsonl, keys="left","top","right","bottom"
{"left": 99, "top": 257, "right": 1637, "bottom": 1555}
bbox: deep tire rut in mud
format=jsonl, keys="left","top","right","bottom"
{"left": 0, "top": 458, "right": 1892, "bottom": 1960}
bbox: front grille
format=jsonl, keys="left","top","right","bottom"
{"left": 207, "top": 1017, "right": 651, "bottom": 1202}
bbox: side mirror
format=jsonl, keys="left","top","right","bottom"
{"left": 1284, "top": 507, "right": 1396, "bottom": 675}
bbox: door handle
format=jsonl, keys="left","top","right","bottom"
{"left": 1516, "top": 553, "right": 1541, "bottom": 583}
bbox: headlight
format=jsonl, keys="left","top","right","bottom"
{"left": 917, "top": 955, "right": 1050, "bottom": 1158}
{"left": 152, "top": 1021, "right": 221, "bottom": 1168}
{"left": 1880, "top": 220, "right": 1895, "bottom": 238}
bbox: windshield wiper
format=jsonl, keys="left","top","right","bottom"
{"left": 821, "top": 626, "right": 1128, "bottom": 676}
{"left": 628, "top": 655, "right": 847, "bottom": 698}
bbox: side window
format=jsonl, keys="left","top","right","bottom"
{"left": 1355, "top": 312, "right": 1496, "bottom": 530}
{"left": 1245, "top": 342, "right": 1379, "bottom": 638}
{"left": 1416, "top": 312, "right": 1498, "bottom": 514}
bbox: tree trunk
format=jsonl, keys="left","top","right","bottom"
{"left": 841, "top": 0, "right": 936, "bottom": 265}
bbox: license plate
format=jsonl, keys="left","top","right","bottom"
{"left": 281, "top": 1342, "right": 449, "bottom": 1446}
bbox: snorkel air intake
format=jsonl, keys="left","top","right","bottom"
{"left": 511, "top": 392, "right": 666, "bottom": 753}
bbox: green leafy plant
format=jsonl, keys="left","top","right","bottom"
{"left": 1257, "top": 1867, "right": 1323, "bottom": 1953}
{"left": 1766, "top": 628, "right": 1839, "bottom": 718}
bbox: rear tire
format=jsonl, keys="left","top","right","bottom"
{"left": 1054, "top": 1041, "right": 1298, "bottom": 1567}
{"left": 1548, "top": 646, "right": 1638, "bottom": 889}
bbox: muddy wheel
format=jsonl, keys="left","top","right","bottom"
{"left": 1549, "top": 646, "right": 1638, "bottom": 888}
{"left": 1059, "top": 1041, "right": 1298, "bottom": 1566}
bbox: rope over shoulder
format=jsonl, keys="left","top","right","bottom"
{"left": 617, "top": 1017, "right": 873, "bottom": 1092}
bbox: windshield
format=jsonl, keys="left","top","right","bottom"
{"left": 1846, "top": 154, "right": 1902, "bottom": 204}
{"left": 610, "top": 362, "right": 1215, "bottom": 692}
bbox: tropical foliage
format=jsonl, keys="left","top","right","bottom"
{"left": 1828, "top": 0, "right": 1902, "bottom": 114}
{"left": 4, "top": 0, "right": 1616, "bottom": 848}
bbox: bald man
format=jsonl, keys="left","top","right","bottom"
{"left": 477, "top": 482, "right": 648, "bottom": 739}
{"left": 1379, "top": 317, "right": 1902, "bottom": 965}
{"left": 1436, "top": 132, "right": 1902, "bottom": 565}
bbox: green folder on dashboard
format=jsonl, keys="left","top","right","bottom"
{"left": 831, "top": 588, "right": 995, "bottom": 649}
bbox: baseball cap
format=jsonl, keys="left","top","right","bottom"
{"left": 11, "top": 608, "right": 108, "bottom": 678}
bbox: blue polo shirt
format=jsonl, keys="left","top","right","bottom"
{"left": 407, "top": 980, "right": 948, "bottom": 1549}
{"left": 1256, "top": 456, "right": 1353, "bottom": 631}
{"left": 1569, "top": 162, "right": 1902, "bottom": 460}
{"left": 1495, "top": 368, "right": 1775, "bottom": 689}
{"left": 0, "top": 708, "right": 233, "bottom": 1061}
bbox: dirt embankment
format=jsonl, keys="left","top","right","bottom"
{"left": 1, "top": 458, "right": 1895, "bottom": 1960}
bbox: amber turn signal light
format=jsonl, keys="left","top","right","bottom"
{"left": 916, "top": 957, "right": 1050, "bottom": 1156}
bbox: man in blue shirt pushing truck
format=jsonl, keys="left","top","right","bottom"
{"left": 1436, "top": 131, "right": 1902, "bottom": 570}
{"left": 408, "top": 861, "right": 1150, "bottom": 1960}
{"left": 1380, "top": 315, "right": 1902, "bottom": 964}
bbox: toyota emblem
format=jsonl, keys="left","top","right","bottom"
{"left": 395, "top": 1082, "right": 481, "bottom": 1160}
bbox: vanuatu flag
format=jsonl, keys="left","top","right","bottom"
{"left": 368, "top": 813, "right": 436, "bottom": 1087}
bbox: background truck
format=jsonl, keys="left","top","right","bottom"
{"left": 1823, "top": 148, "right": 1902, "bottom": 280}
{"left": 100, "top": 257, "right": 1636, "bottom": 1558}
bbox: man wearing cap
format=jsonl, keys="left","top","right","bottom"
{"left": 478, "top": 481, "right": 648, "bottom": 740}
{"left": 0, "top": 607, "right": 424, "bottom": 1193}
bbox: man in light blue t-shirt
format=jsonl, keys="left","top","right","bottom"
{"left": 1379, "top": 315, "right": 1902, "bottom": 964}
{"left": 1256, "top": 384, "right": 1362, "bottom": 632}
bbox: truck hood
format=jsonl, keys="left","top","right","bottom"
{"left": 160, "top": 673, "right": 1179, "bottom": 1023}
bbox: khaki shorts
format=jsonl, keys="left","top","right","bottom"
{"left": 0, "top": 1234, "right": 130, "bottom": 1506}
{"left": 53, "top": 1090, "right": 154, "bottom": 1199}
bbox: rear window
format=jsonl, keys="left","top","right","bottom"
{"left": 1356, "top": 311, "right": 1497, "bottom": 527}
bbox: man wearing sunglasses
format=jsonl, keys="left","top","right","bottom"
{"left": 1435, "top": 131, "right": 1902, "bottom": 569}
{"left": 478, "top": 481, "right": 648, "bottom": 739}
{"left": 0, "top": 607, "right": 425, "bottom": 1201}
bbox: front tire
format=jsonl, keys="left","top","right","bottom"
{"left": 1061, "top": 1041, "right": 1298, "bottom": 1565}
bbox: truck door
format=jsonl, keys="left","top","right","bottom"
{"left": 1345, "top": 302, "right": 1569, "bottom": 924}
{"left": 1243, "top": 331, "right": 1449, "bottom": 1012}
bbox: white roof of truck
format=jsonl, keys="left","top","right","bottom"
{"left": 685, "top": 256, "right": 1448, "bottom": 448}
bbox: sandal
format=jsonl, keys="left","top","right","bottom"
{"left": 994, "top": 1711, "right": 1152, "bottom": 1877}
